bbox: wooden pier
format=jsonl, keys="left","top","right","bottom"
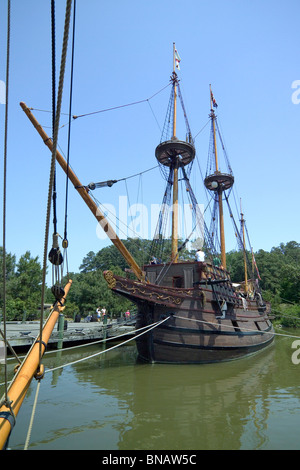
{"left": 1, "top": 318, "right": 135, "bottom": 350}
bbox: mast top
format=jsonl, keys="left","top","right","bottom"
{"left": 156, "top": 44, "right": 195, "bottom": 168}
{"left": 155, "top": 138, "right": 195, "bottom": 167}
{"left": 204, "top": 86, "right": 234, "bottom": 192}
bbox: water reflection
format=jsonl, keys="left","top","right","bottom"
{"left": 5, "top": 331, "right": 300, "bottom": 450}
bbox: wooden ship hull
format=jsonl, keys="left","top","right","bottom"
{"left": 104, "top": 261, "right": 274, "bottom": 364}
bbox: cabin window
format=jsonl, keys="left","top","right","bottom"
{"left": 173, "top": 276, "right": 183, "bottom": 288}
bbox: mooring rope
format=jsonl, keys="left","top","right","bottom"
{"left": 44, "top": 316, "right": 170, "bottom": 374}
{"left": 23, "top": 380, "right": 41, "bottom": 450}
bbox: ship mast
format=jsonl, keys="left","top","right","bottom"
{"left": 155, "top": 44, "right": 195, "bottom": 263}
{"left": 210, "top": 85, "right": 225, "bottom": 268}
{"left": 171, "top": 43, "right": 179, "bottom": 261}
{"left": 240, "top": 199, "right": 248, "bottom": 293}
{"left": 204, "top": 86, "right": 234, "bottom": 269}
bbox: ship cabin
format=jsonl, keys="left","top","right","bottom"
{"left": 143, "top": 260, "right": 229, "bottom": 289}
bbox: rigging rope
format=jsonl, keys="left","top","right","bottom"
{"left": 39, "top": 0, "right": 73, "bottom": 362}
{"left": 63, "top": 0, "right": 76, "bottom": 256}
{"left": 51, "top": 0, "right": 58, "bottom": 236}
{"left": 72, "top": 82, "right": 171, "bottom": 120}
{"left": 80, "top": 164, "right": 158, "bottom": 191}
{"left": 1, "top": 0, "right": 11, "bottom": 409}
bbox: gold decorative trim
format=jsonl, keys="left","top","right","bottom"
{"left": 117, "top": 280, "right": 182, "bottom": 305}
{"left": 103, "top": 270, "right": 116, "bottom": 289}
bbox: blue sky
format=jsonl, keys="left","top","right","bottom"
{"left": 0, "top": 0, "right": 299, "bottom": 282}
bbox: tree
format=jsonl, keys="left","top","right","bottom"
{"left": 0, "top": 247, "right": 16, "bottom": 281}
{"left": 5, "top": 251, "right": 43, "bottom": 320}
{"left": 226, "top": 250, "right": 246, "bottom": 283}
{"left": 67, "top": 266, "right": 132, "bottom": 318}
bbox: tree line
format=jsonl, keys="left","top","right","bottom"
{"left": 0, "top": 240, "right": 299, "bottom": 326}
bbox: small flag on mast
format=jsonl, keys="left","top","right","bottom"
{"left": 210, "top": 89, "right": 218, "bottom": 108}
{"left": 175, "top": 48, "right": 181, "bottom": 70}
{"left": 252, "top": 251, "right": 261, "bottom": 280}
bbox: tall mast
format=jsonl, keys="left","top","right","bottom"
{"left": 210, "top": 85, "right": 226, "bottom": 268}
{"left": 171, "top": 42, "right": 179, "bottom": 262}
{"left": 204, "top": 86, "right": 234, "bottom": 269}
{"left": 240, "top": 199, "right": 248, "bottom": 293}
{"left": 155, "top": 45, "right": 195, "bottom": 264}
{"left": 20, "top": 102, "right": 145, "bottom": 282}
{"left": 210, "top": 84, "right": 219, "bottom": 172}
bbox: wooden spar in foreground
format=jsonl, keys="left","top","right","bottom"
{"left": 19, "top": 102, "right": 145, "bottom": 282}
{"left": 0, "top": 280, "right": 72, "bottom": 451}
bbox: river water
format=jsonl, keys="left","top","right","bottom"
{"left": 2, "top": 328, "right": 300, "bottom": 450}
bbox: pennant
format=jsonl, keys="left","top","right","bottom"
{"left": 210, "top": 89, "right": 218, "bottom": 108}
{"left": 252, "top": 251, "right": 261, "bottom": 280}
{"left": 175, "top": 49, "right": 181, "bottom": 70}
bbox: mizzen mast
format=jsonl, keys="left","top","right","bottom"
{"left": 240, "top": 199, "right": 248, "bottom": 293}
{"left": 204, "top": 86, "right": 234, "bottom": 269}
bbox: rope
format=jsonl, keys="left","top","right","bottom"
{"left": 2, "top": 317, "right": 300, "bottom": 390}
{"left": 39, "top": 0, "right": 73, "bottom": 363}
{"left": 78, "top": 164, "right": 158, "bottom": 191}
{"left": 1, "top": 317, "right": 150, "bottom": 369}
{"left": 173, "top": 314, "right": 300, "bottom": 339}
{"left": 72, "top": 82, "right": 171, "bottom": 120}
{"left": 2, "top": 0, "right": 11, "bottom": 407}
{"left": 51, "top": 0, "right": 58, "bottom": 236}
{"left": 44, "top": 316, "right": 170, "bottom": 374}
{"left": 63, "top": 0, "right": 76, "bottom": 248}
{"left": 23, "top": 380, "right": 41, "bottom": 450}
{"left": 0, "top": 329, "right": 21, "bottom": 364}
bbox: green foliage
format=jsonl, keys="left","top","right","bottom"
{"left": 79, "top": 238, "right": 153, "bottom": 272}
{"left": 226, "top": 250, "right": 245, "bottom": 283}
{"left": 65, "top": 265, "right": 133, "bottom": 318}
{"left": 0, "top": 240, "right": 299, "bottom": 325}
{"left": 276, "top": 304, "right": 300, "bottom": 328}
{"left": 0, "top": 250, "right": 43, "bottom": 320}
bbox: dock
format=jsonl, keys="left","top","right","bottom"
{"left": 1, "top": 318, "right": 136, "bottom": 350}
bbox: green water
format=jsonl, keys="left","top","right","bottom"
{"left": 2, "top": 329, "right": 300, "bottom": 450}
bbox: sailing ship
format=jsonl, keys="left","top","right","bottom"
{"left": 20, "top": 44, "right": 274, "bottom": 365}
{"left": 0, "top": 0, "right": 275, "bottom": 449}
{"left": 101, "top": 45, "right": 275, "bottom": 363}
